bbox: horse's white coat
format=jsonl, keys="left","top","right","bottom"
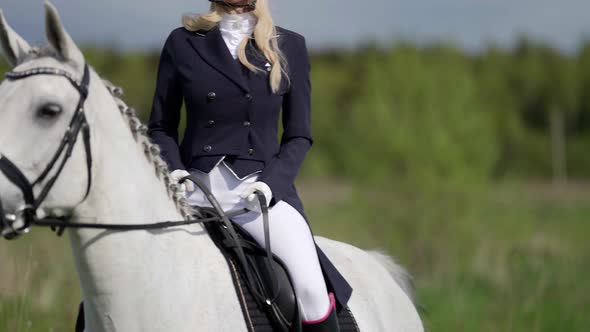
{"left": 0, "top": 2, "right": 424, "bottom": 331}
{"left": 316, "top": 237, "right": 424, "bottom": 331}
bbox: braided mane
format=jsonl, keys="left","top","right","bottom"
{"left": 100, "top": 78, "right": 195, "bottom": 221}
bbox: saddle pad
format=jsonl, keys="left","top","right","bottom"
{"left": 226, "top": 258, "right": 361, "bottom": 332}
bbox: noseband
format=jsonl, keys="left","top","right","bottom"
{"left": 0, "top": 64, "right": 92, "bottom": 239}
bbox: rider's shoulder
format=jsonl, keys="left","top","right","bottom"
{"left": 169, "top": 26, "right": 213, "bottom": 39}
{"left": 167, "top": 26, "right": 193, "bottom": 40}
{"left": 275, "top": 26, "right": 306, "bottom": 43}
{"left": 161, "top": 26, "right": 201, "bottom": 51}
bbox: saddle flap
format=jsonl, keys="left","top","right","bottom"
{"left": 204, "top": 214, "right": 299, "bottom": 332}
{"left": 247, "top": 244, "right": 297, "bottom": 323}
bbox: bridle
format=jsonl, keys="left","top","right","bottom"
{"left": 0, "top": 61, "right": 283, "bottom": 314}
{"left": 209, "top": 0, "right": 257, "bottom": 11}
{"left": 0, "top": 63, "right": 253, "bottom": 239}
{"left": 0, "top": 64, "right": 92, "bottom": 240}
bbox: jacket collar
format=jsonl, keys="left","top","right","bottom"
{"left": 186, "top": 25, "right": 250, "bottom": 93}
{"left": 186, "top": 26, "right": 282, "bottom": 93}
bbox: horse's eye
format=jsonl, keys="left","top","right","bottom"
{"left": 37, "top": 103, "right": 63, "bottom": 118}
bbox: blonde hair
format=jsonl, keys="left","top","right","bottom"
{"left": 182, "top": 0, "right": 289, "bottom": 93}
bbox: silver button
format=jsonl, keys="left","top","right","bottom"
{"left": 203, "top": 145, "right": 212, "bottom": 152}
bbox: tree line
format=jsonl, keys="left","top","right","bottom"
{"left": 2, "top": 37, "right": 588, "bottom": 187}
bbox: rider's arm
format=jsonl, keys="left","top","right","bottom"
{"left": 147, "top": 30, "right": 185, "bottom": 171}
{"left": 257, "top": 34, "right": 313, "bottom": 206}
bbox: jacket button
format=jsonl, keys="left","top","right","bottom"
{"left": 248, "top": 148, "right": 255, "bottom": 156}
{"left": 207, "top": 120, "right": 215, "bottom": 127}
{"left": 243, "top": 121, "right": 251, "bottom": 127}
{"left": 245, "top": 93, "right": 253, "bottom": 101}
{"left": 207, "top": 92, "right": 216, "bottom": 101}
{"left": 203, "top": 145, "right": 212, "bottom": 152}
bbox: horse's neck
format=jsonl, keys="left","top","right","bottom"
{"left": 71, "top": 69, "right": 186, "bottom": 239}
{"left": 65, "top": 72, "right": 243, "bottom": 331}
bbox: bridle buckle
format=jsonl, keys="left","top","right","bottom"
{"left": 1, "top": 204, "right": 34, "bottom": 240}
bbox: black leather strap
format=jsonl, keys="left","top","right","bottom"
{"left": 0, "top": 155, "right": 35, "bottom": 205}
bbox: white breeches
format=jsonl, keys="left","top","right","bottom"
{"left": 184, "top": 162, "right": 331, "bottom": 321}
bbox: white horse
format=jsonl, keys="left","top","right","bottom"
{"left": 0, "top": 2, "right": 424, "bottom": 331}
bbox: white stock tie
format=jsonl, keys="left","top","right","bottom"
{"left": 219, "top": 12, "right": 257, "bottom": 59}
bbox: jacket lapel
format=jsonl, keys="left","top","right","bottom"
{"left": 245, "top": 39, "right": 270, "bottom": 73}
{"left": 186, "top": 26, "right": 250, "bottom": 93}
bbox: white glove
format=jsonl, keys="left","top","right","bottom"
{"left": 170, "top": 169, "right": 195, "bottom": 193}
{"left": 239, "top": 181, "right": 272, "bottom": 212}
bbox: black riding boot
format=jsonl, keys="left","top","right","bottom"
{"left": 302, "top": 293, "right": 340, "bottom": 332}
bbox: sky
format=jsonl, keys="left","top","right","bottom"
{"left": 1, "top": 0, "right": 590, "bottom": 54}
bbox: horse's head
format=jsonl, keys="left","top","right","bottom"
{"left": 0, "top": 1, "right": 94, "bottom": 239}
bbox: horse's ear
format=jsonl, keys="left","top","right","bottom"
{"left": 0, "top": 9, "right": 32, "bottom": 67}
{"left": 44, "top": 0, "right": 84, "bottom": 69}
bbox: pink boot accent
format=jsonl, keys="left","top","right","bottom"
{"left": 302, "top": 292, "right": 336, "bottom": 325}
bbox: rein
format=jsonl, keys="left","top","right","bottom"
{"left": 32, "top": 206, "right": 250, "bottom": 236}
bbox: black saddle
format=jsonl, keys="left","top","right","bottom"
{"left": 199, "top": 206, "right": 360, "bottom": 332}
{"left": 199, "top": 206, "right": 301, "bottom": 332}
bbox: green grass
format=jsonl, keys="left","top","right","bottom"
{"left": 308, "top": 179, "right": 590, "bottom": 332}
{"left": 1, "top": 179, "right": 589, "bottom": 331}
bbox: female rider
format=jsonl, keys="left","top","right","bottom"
{"left": 147, "top": 1, "right": 352, "bottom": 330}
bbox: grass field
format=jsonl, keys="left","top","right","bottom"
{"left": 1, "top": 179, "right": 589, "bottom": 332}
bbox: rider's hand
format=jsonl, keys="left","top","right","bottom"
{"left": 239, "top": 181, "right": 272, "bottom": 213}
{"left": 170, "top": 169, "right": 195, "bottom": 193}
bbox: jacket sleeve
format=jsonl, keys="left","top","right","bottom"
{"left": 257, "top": 34, "right": 314, "bottom": 206}
{"left": 147, "top": 31, "right": 185, "bottom": 171}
